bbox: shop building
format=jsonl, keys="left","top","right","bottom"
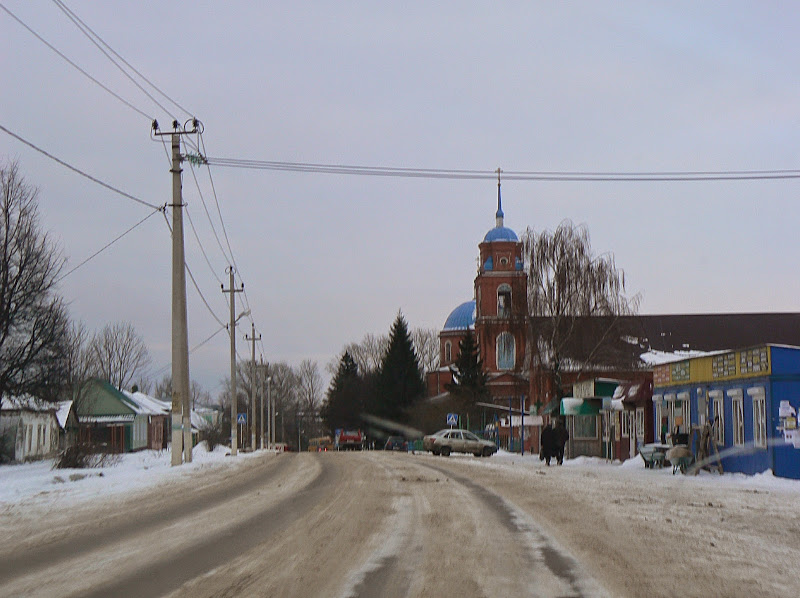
{"left": 653, "top": 344, "right": 800, "bottom": 479}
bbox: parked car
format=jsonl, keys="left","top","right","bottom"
{"left": 384, "top": 436, "right": 408, "bottom": 451}
{"left": 423, "top": 428, "right": 497, "bottom": 457}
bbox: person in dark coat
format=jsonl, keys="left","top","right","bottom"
{"left": 540, "top": 422, "right": 555, "bottom": 466}
{"left": 553, "top": 418, "right": 569, "bottom": 465}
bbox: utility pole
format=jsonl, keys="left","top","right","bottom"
{"left": 268, "top": 374, "right": 274, "bottom": 449}
{"left": 153, "top": 119, "right": 199, "bottom": 466}
{"left": 259, "top": 358, "right": 265, "bottom": 450}
{"left": 246, "top": 323, "right": 260, "bottom": 450}
{"left": 222, "top": 267, "right": 244, "bottom": 455}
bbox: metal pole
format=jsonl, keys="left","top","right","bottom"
{"left": 170, "top": 132, "right": 191, "bottom": 466}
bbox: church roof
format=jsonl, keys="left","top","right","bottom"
{"left": 483, "top": 226, "right": 519, "bottom": 243}
{"left": 443, "top": 300, "right": 476, "bottom": 331}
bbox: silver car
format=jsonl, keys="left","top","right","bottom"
{"left": 423, "top": 428, "right": 497, "bottom": 457}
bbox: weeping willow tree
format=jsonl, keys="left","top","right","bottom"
{"left": 523, "top": 220, "right": 642, "bottom": 401}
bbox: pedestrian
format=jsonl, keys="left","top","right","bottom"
{"left": 540, "top": 422, "right": 554, "bottom": 466}
{"left": 553, "top": 418, "right": 569, "bottom": 465}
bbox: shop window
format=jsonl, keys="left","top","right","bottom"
{"left": 730, "top": 390, "right": 744, "bottom": 446}
{"left": 497, "top": 284, "right": 511, "bottom": 318}
{"left": 496, "top": 332, "right": 515, "bottom": 370}
{"left": 573, "top": 415, "right": 597, "bottom": 439}
{"left": 710, "top": 391, "right": 724, "bottom": 446}
{"left": 749, "top": 387, "right": 767, "bottom": 449}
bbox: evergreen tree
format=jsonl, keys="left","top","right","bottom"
{"left": 374, "top": 312, "right": 424, "bottom": 421}
{"left": 446, "top": 329, "right": 488, "bottom": 407}
{"left": 320, "top": 351, "right": 362, "bottom": 431}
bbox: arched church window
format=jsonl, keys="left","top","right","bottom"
{"left": 497, "top": 284, "right": 511, "bottom": 318}
{"left": 444, "top": 341, "right": 452, "bottom": 363}
{"left": 496, "top": 332, "right": 515, "bottom": 370}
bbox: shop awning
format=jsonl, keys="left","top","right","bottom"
{"left": 560, "top": 397, "right": 602, "bottom": 416}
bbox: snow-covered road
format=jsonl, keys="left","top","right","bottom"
{"left": 1, "top": 449, "right": 799, "bottom": 597}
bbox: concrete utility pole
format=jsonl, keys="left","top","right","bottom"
{"left": 268, "top": 375, "right": 274, "bottom": 449}
{"left": 246, "top": 323, "right": 261, "bottom": 450}
{"left": 153, "top": 120, "right": 198, "bottom": 466}
{"left": 259, "top": 358, "right": 265, "bottom": 450}
{"left": 222, "top": 267, "right": 244, "bottom": 455}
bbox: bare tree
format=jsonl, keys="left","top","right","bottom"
{"left": 0, "top": 161, "right": 70, "bottom": 405}
{"left": 297, "top": 360, "right": 322, "bottom": 412}
{"left": 523, "top": 220, "right": 641, "bottom": 398}
{"left": 335, "top": 333, "right": 389, "bottom": 375}
{"left": 89, "top": 321, "right": 151, "bottom": 391}
{"left": 412, "top": 327, "right": 439, "bottom": 374}
{"left": 152, "top": 374, "right": 209, "bottom": 408}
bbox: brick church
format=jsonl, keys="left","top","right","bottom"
{"left": 426, "top": 178, "right": 530, "bottom": 409}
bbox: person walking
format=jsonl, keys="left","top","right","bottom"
{"left": 540, "top": 421, "right": 554, "bottom": 466}
{"left": 554, "top": 418, "right": 569, "bottom": 465}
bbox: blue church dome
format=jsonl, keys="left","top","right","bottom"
{"left": 443, "top": 300, "right": 476, "bottom": 331}
{"left": 483, "top": 226, "right": 519, "bottom": 243}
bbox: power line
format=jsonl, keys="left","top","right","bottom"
{"left": 56, "top": 206, "right": 163, "bottom": 283}
{"left": 51, "top": 0, "right": 176, "bottom": 121}
{"left": 204, "top": 156, "right": 800, "bottom": 182}
{"left": 0, "top": 3, "right": 153, "bottom": 122}
{"left": 161, "top": 210, "right": 226, "bottom": 328}
{"left": 51, "top": 0, "right": 194, "bottom": 120}
{"left": 0, "top": 123, "right": 163, "bottom": 210}
{"left": 183, "top": 138, "right": 233, "bottom": 265}
{"left": 197, "top": 133, "right": 256, "bottom": 323}
{"left": 150, "top": 324, "right": 228, "bottom": 380}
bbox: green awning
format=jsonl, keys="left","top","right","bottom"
{"left": 561, "top": 397, "right": 602, "bottom": 416}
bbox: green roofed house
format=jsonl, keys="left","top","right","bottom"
{"left": 74, "top": 379, "right": 169, "bottom": 453}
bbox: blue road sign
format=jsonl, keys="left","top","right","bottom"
{"left": 446, "top": 413, "right": 458, "bottom": 426}
{"left": 237, "top": 413, "right": 247, "bottom": 425}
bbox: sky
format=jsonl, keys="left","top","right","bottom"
{"left": 2, "top": 2, "right": 800, "bottom": 396}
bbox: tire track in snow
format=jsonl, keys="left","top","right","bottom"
{"left": 422, "top": 462, "right": 608, "bottom": 598}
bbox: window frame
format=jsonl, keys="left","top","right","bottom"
{"left": 749, "top": 387, "right": 767, "bottom": 449}
{"left": 729, "top": 389, "right": 744, "bottom": 447}
{"left": 496, "top": 331, "right": 515, "bottom": 370}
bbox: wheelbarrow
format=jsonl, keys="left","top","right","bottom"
{"left": 639, "top": 443, "right": 668, "bottom": 468}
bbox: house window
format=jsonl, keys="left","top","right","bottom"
{"left": 730, "top": 390, "right": 744, "bottom": 446}
{"left": 496, "top": 332, "right": 515, "bottom": 370}
{"left": 497, "top": 284, "right": 511, "bottom": 318}
{"left": 635, "top": 408, "right": 645, "bottom": 440}
{"left": 444, "top": 341, "right": 452, "bottom": 363}
{"left": 749, "top": 387, "right": 767, "bottom": 449}
{"left": 710, "top": 391, "right": 724, "bottom": 446}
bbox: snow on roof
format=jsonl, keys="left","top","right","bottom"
{"left": 55, "top": 401, "right": 73, "bottom": 428}
{"left": 1, "top": 395, "right": 57, "bottom": 413}
{"left": 638, "top": 349, "right": 723, "bottom": 366}
{"left": 121, "top": 391, "right": 170, "bottom": 416}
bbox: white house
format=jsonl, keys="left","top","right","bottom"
{"left": 0, "top": 396, "right": 60, "bottom": 462}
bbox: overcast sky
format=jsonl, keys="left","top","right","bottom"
{"left": 2, "top": 2, "right": 799, "bottom": 395}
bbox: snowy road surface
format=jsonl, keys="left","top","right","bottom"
{"left": 1, "top": 450, "right": 799, "bottom": 597}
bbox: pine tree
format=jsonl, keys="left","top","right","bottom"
{"left": 320, "top": 351, "right": 362, "bottom": 431}
{"left": 374, "top": 312, "right": 424, "bottom": 421}
{"left": 446, "top": 329, "right": 488, "bottom": 418}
